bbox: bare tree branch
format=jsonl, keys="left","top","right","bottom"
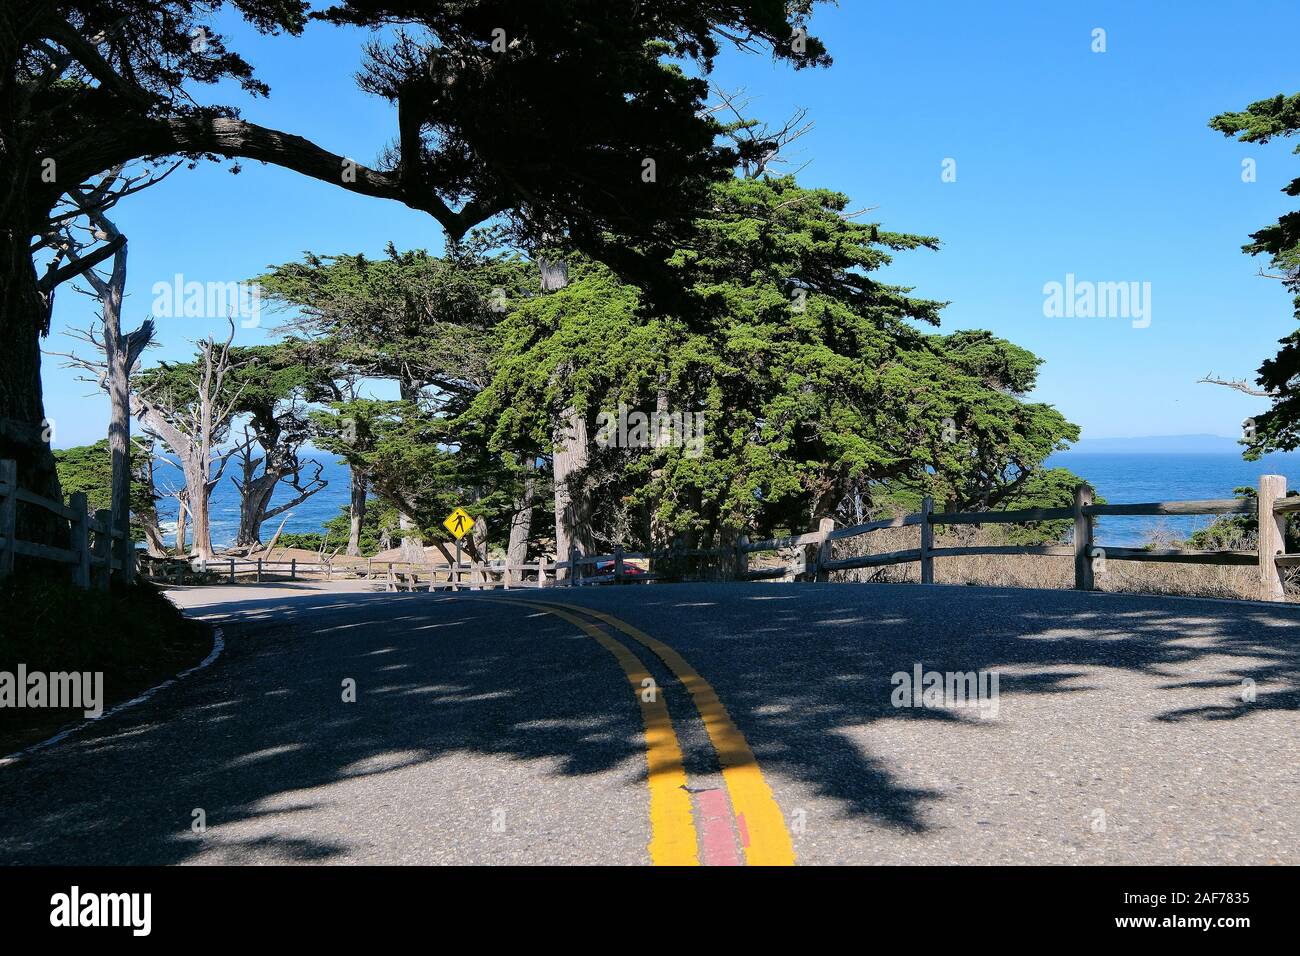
{"left": 1199, "top": 374, "right": 1279, "bottom": 398}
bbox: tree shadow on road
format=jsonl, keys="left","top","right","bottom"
{"left": 3, "top": 583, "right": 1297, "bottom": 862}
{"left": 537, "top": 583, "right": 1300, "bottom": 835}
{"left": 0, "top": 592, "right": 651, "bottom": 865}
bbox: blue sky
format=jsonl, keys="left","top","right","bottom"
{"left": 43, "top": 0, "right": 1300, "bottom": 448}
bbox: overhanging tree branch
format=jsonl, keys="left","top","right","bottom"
{"left": 52, "top": 116, "right": 501, "bottom": 240}
{"left": 37, "top": 234, "right": 125, "bottom": 294}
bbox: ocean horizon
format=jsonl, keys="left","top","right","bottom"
{"left": 153, "top": 448, "right": 1300, "bottom": 550}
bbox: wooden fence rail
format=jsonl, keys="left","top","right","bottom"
{"left": 0, "top": 459, "right": 132, "bottom": 590}
{"left": 77, "top": 465, "right": 1300, "bottom": 604}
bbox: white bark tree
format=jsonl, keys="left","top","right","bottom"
{"left": 44, "top": 166, "right": 171, "bottom": 576}
{"left": 132, "top": 321, "right": 247, "bottom": 561}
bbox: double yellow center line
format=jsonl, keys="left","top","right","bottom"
{"left": 495, "top": 598, "right": 795, "bottom": 867}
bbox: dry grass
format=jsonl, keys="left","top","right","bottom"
{"left": 824, "top": 523, "right": 1297, "bottom": 603}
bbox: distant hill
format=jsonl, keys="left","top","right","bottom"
{"left": 1066, "top": 434, "right": 1244, "bottom": 454}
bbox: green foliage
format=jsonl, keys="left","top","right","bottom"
{"left": 1210, "top": 93, "right": 1300, "bottom": 456}
{"left": 1186, "top": 486, "right": 1300, "bottom": 551}
{"left": 258, "top": 237, "right": 538, "bottom": 399}
{"left": 225, "top": 344, "right": 320, "bottom": 430}
{"left": 979, "top": 469, "right": 1090, "bottom": 546}
{"left": 278, "top": 499, "right": 391, "bottom": 556}
{"left": 311, "top": 399, "right": 519, "bottom": 549}
{"left": 470, "top": 176, "right": 1082, "bottom": 550}
{"left": 136, "top": 341, "right": 319, "bottom": 440}
{"left": 53, "top": 440, "right": 155, "bottom": 542}
{"left": 870, "top": 469, "right": 1092, "bottom": 546}
{"left": 7, "top": 0, "right": 836, "bottom": 521}
{"left": 261, "top": 240, "right": 543, "bottom": 551}
{"left": 313, "top": 1, "right": 830, "bottom": 259}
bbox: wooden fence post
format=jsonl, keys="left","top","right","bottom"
{"left": 569, "top": 546, "right": 580, "bottom": 587}
{"left": 1258, "top": 473, "right": 1287, "bottom": 602}
{"left": 256, "top": 558, "right": 263, "bottom": 583}
{"left": 537, "top": 556, "right": 548, "bottom": 588}
{"left": 919, "top": 497, "right": 935, "bottom": 584}
{"left": 735, "top": 535, "right": 749, "bottom": 580}
{"left": 69, "top": 492, "right": 91, "bottom": 589}
{"left": 291, "top": 558, "right": 297, "bottom": 581}
{"left": 92, "top": 509, "right": 111, "bottom": 591}
{"left": 614, "top": 544, "right": 625, "bottom": 584}
{"left": 1073, "top": 483, "right": 1095, "bottom": 592}
{"left": 229, "top": 558, "right": 236, "bottom": 584}
{"left": 0, "top": 460, "right": 15, "bottom": 580}
{"left": 815, "top": 518, "right": 835, "bottom": 582}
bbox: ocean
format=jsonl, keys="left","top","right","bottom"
{"left": 155, "top": 451, "right": 1300, "bottom": 550}
{"left": 1046, "top": 452, "right": 1300, "bottom": 546}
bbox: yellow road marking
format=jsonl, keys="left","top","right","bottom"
{"left": 537, "top": 600, "right": 797, "bottom": 867}
{"left": 483, "top": 599, "right": 698, "bottom": 866}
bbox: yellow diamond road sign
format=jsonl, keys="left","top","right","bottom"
{"left": 442, "top": 507, "right": 474, "bottom": 541}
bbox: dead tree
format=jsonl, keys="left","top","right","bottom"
{"left": 1200, "top": 265, "right": 1299, "bottom": 403}
{"left": 231, "top": 420, "right": 327, "bottom": 548}
{"left": 154, "top": 472, "right": 189, "bottom": 556}
{"left": 706, "top": 87, "right": 815, "bottom": 181}
{"left": 43, "top": 167, "right": 170, "bottom": 577}
{"left": 132, "top": 321, "right": 247, "bottom": 561}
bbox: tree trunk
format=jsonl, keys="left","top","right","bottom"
{"left": 471, "top": 515, "right": 489, "bottom": 587}
{"left": 649, "top": 379, "right": 671, "bottom": 550}
{"left": 0, "top": 229, "right": 63, "bottom": 528}
{"left": 553, "top": 406, "right": 590, "bottom": 580}
{"left": 234, "top": 471, "right": 280, "bottom": 548}
{"left": 348, "top": 469, "right": 367, "bottom": 556}
{"left": 507, "top": 457, "right": 536, "bottom": 578}
{"left": 140, "top": 510, "right": 167, "bottom": 558}
{"left": 398, "top": 511, "right": 425, "bottom": 563}
{"left": 175, "top": 496, "right": 189, "bottom": 556}
{"left": 184, "top": 458, "right": 214, "bottom": 560}
{"left": 394, "top": 380, "right": 426, "bottom": 563}
{"left": 106, "top": 320, "right": 133, "bottom": 573}
{"left": 97, "top": 241, "right": 152, "bottom": 580}
{"left": 541, "top": 257, "right": 592, "bottom": 580}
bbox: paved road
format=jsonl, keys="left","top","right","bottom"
{"left": 1, "top": 581, "right": 1297, "bottom": 865}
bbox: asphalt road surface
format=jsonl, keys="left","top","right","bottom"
{"left": 2, "top": 581, "right": 1298, "bottom": 865}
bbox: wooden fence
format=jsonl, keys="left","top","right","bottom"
{"left": 27, "top": 462, "right": 1289, "bottom": 603}
{"left": 730, "top": 476, "right": 1295, "bottom": 601}
{"left": 352, "top": 474, "right": 1298, "bottom": 603}
{"left": 0, "top": 459, "right": 133, "bottom": 589}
